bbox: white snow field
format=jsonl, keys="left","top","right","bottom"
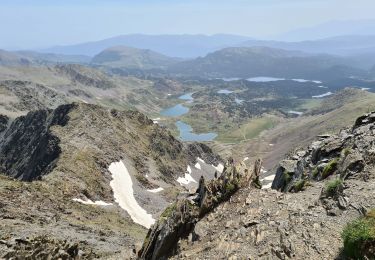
{"left": 147, "top": 187, "right": 164, "bottom": 193}
{"left": 72, "top": 198, "right": 112, "bottom": 206}
{"left": 109, "top": 161, "right": 155, "bottom": 229}
{"left": 177, "top": 166, "right": 197, "bottom": 185}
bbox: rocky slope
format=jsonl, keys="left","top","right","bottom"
{"left": 0, "top": 102, "right": 223, "bottom": 258}
{"left": 137, "top": 111, "right": 375, "bottom": 259}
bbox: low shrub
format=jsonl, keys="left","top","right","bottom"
{"left": 342, "top": 209, "right": 375, "bottom": 259}
{"left": 321, "top": 158, "right": 338, "bottom": 179}
{"left": 324, "top": 178, "right": 343, "bottom": 197}
{"left": 312, "top": 167, "right": 319, "bottom": 179}
{"left": 283, "top": 171, "right": 293, "bottom": 184}
{"left": 293, "top": 179, "right": 307, "bottom": 192}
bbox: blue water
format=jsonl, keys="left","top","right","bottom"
{"left": 217, "top": 77, "right": 241, "bottom": 82}
{"left": 176, "top": 121, "right": 217, "bottom": 142}
{"left": 160, "top": 104, "right": 189, "bottom": 117}
{"left": 179, "top": 93, "right": 194, "bottom": 101}
{"left": 218, "top": 89, "right": 233, "bottom": 94}
{"left": 247, "top": 77, "right": 285, "bottom": 82}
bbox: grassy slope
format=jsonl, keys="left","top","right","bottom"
{"left": 234, "top": 91, "right": 375, "bottom": 169}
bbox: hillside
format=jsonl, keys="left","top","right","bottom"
{"left": 168, "top": 47, "right": 366, "bottom": 80}
{"left": 0, "top": 50, "right": 32, "bottom": 66}
{"left": 91, "top": 46, "right": 180, "bottom": 70}
{"left": 0, "top": 102, "right": 223, "bottom": 257}
{"left": 140, "top": 111, "right": 375, "bottom": 259}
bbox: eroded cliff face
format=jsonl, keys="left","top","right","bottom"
{"left": 0, "top": 114, "right": 9, "bottom": 133}
{"left": 0, "top": 104, "right": 74, "bottom": 181}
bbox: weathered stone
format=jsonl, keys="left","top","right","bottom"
{"left": 339, "top": 150, "right": 365, "bottom": 179}
{"left": 337, "top": 196, "right": 349, "bottom": 210}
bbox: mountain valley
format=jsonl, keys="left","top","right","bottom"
{"left": 0, "top": 29, "right": 375, "bottom": 259}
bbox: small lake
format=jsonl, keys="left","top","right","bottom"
{"left": 160, "top": 104, "right": 189, "bottom": 117}
{"left": 245, "top": 77, "right": 322, "bottom": 83}
{"left": 218, "top": 89, "right": 234, "bottom": 94}
{"left": 247, "top": 77, "right": 285, "bottom": 82}
{"left": 217, "top": 77, "right": 241, "bottom": 82}
{"left": 176, "top": 121, "right": 217, "bottom": 142}
{"left": 179, "top": 93, "right": 194, "bottom": 101}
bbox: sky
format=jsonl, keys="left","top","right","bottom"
{"left": 1, "top": 0, "right": 375, "bottom": 49}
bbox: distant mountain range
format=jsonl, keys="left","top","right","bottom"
{"left": 38, "top": 34, "right": 375, "bottom": 69}
{"left": 168, "top": 46, "right": 368, "bottom": 80}
{"left": 43, "top": 34, "right": 252, "bottom": 58}
{"left": 1, "top": 45, "right": 372, "bottom": 81}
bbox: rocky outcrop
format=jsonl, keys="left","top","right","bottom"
{"left": 272, "top": 111, "right": 375, "bottom": 192}
{"left": 0, "top": 80, "right": 68, "bottom": 113}
{"left": 1, "top": 235, "right": 95, "bottom": 259}
{"left": 138, "top": 159, "right": 256, "bottom": 260}
{"left": 0, "top": 114, "right": 9, "bottom": 133}
{"left": 186, "top": 143, "right": 222, "bottom": 166}
{"left": 0, "top": 104, "right": 74, "bottom": 181}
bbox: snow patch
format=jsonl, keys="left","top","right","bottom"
{"left": 109, "top": 161, "right": 155, "bottom": 229}
{"left": 261, "top": 174, "right": 276, "bottom": 182}
{"left": 73, "top": 198, "right": 112, "bottom": 206}
{"left": 194, "top": 162, "right": 201, "bottom": 170}
{"left": 147, "top": 187, "right": 164, "bottom": 193}
{"left": 243, "top": 157, "right": 249, "bottom": 161}
{"left": 197, "top": 157, "right": 205, "bottom": 163}
{"left": 288, "top": 110, "right": 303, "bottom": 116}
{"left": 262, "top": 182, "right": 273, "bottom": 189}
{"left": 212, "top": 163, "right": 224, "bottom": 173}
{"left": 177, "top": 173, "right": 197, "bottom": 185}
{"left": 312, "top": 92, "right": 333, "bottom": 98}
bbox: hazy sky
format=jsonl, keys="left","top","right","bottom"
{"left": 1, "top": 0, "right": 375, "bottom": 49}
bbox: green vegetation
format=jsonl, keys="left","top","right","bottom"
{"left": 321, "top": 158, "right": 338, "bottom": 179}
{"left": 312, "top": 167, "right": 319, "bottom": 179}
{"left": 293, "top": 179, "right": 307, "bottom": 192}
{"left": 325, "top": 178, "right": 343, "bottom": 197}
{"left": 342, "top": 209, "right": 375, "bottom": 259}
{"left": 283, "top": 171, "right": 293, "bottom": 185}
{"left": 343, "top": 147, "right": 352, "bottom": 157}
{"left": 160, "top": 203, "right": 177, "bottom": 219}
{"left": 225, "top": 182, "right": 236, "bottom": 193}
{"left": 296, "top": 99, "right": 322, "bottom": 111}
{"left": 217, "top": 117, "right": 277, "bottom": 143}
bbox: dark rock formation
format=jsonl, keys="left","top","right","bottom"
{"left": 0, "top": 104, "right": 75, "bottom": 181}
{"left": 0, "top": 114, "right": 9, "bottom": 133}
{"left": 138, "top": 159, "right": 255, "bottom": 260}
{"left": 186, "top": 142, "right": 222, "bottom": 166}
